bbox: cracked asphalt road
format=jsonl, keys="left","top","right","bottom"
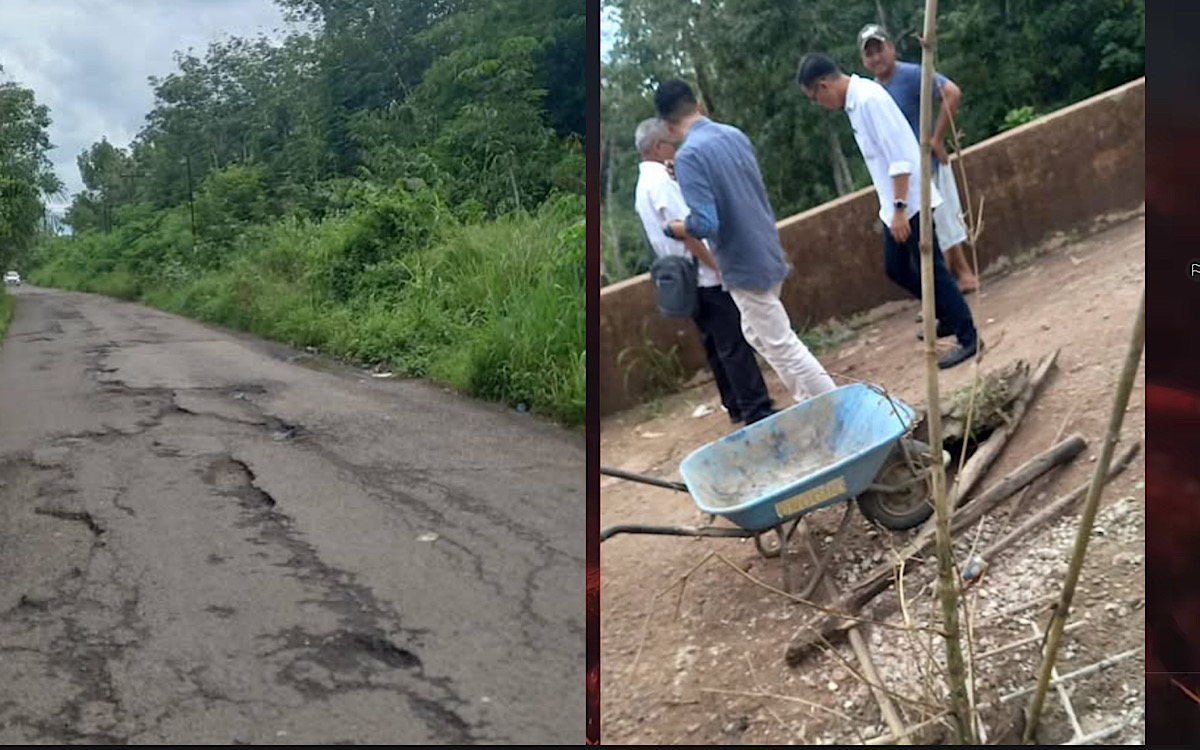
{"left": 0, "top": 287, "right": 584, "bottom": 744}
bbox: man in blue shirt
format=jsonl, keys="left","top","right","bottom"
{"left": 634, "top": 117, "right": 776, "bottom": 426}
{"left": 654, "top": 79, "right": 837, "bottom": 404}
{"left": 859, "top": 23, "right": 979, "bottom": 297}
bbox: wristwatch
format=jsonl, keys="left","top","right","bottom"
{"left": 663, "top": 223, "right": 678, "bottom": 240}
{"left": 894, "top": 199, "right": 907, "bottom": 211}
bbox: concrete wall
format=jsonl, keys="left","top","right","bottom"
{"left": 599, "top": 77, "right": 1145, "bottom": 416}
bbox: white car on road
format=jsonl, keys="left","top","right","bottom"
{"left": 4, "top": 271, "right": 20, "bottom": 286}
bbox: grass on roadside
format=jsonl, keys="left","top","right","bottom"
{"left": 32, "top": 196, "right": 585, "bottom": 427}
{"left": 0, "top": 291, "right": 13, "bottom": 343}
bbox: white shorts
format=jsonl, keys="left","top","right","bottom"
{"left": 933, "top": 162, "right": 968, "bottom": 251}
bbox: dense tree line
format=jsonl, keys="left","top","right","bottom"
{"left": 62, "top": 0, "right": 584, "bottom": 239}
{"left": 600, "top": 0, "right": 1144, "bottom": 283}
{"left": 0, "top": 65, "right": 62, "bottom": 271}
{"left": 22, "top": 0, "right": 587, "bottom": 425}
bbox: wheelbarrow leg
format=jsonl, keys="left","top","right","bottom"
{"left": 776, "top": 524, "right": 793, "bottom": 594}
{"left": 789, "top": 503, "right": 855, "bottom": 602}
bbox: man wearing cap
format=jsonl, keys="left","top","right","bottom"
{"left": 633, "top": 117, "right": 776, "bottom": 426}
{"left": 796, "top": 52, "right": 980, "bottom": 370}
{"left": 653, "top": 78, "right": 838, "bottom": 405}
{"left": 858, "top": 23, "right": 979, "bottom": 296}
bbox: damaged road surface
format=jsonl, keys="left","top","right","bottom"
{"left": 0, "top": 287, "right": 584, "bottom": 744}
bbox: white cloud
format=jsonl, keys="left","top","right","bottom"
{"left": 0, "top": 0, "right": 290, "bottom": 211}
{"left": 601, "top": 4, "right": 618, "bottom": 62}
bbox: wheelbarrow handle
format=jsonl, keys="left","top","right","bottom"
{"left": 600, "top": 524, "right": 757, "bottom": 542}
{"left": 600, "top": 466, "right": 689, "bottom": 493}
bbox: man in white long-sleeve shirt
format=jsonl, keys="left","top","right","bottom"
{"left": 796, "top": 52, "right": 980, "bottom": 370}
{"left": 857, "top": 24, "right": 978, "bottom": 296}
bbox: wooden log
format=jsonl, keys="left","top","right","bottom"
{"left": 799, "top": 526, "right": 911, "bottom": 744}
{"left": 983, "top": 442, "right": 1140, "bottom": 565}
{"left": 786, "top": 434, "right": 1087, "bottom": 666}
{"left": 944, "top": 432, "right": 1086, "bottom": 539}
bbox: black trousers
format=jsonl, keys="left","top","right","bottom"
{"left": 693, "top": 286, "right": 773, "bottom": 423}
{"left": 883, "top": 214, "right": 978, "bottom": 344}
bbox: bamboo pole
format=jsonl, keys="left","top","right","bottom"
{"left": 916, "top": 1, "right": 974, "bottom": 743}
{"left": 1023, "top": 284, "right": 1145, "bottom": 742}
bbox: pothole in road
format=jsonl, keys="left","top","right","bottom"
{"left": 205, "top": 605, "right": 237, "bottom": 620}
{"left": 201, "top": 456, "right": 277, "bottom": 511}
{"left": 193, "top": 456, "right": 476, "bottom": 740}
{"left": 222, "top": 384, "right": 268, "bottom": 399}
{"left": 285, "top": 628, "right": 424, "bottom": 672}
{"left": 267, "top": 419, "right": 304, "bottom": 442}
{"left": 268, "top": 626, "right": 427, "bottom": 698}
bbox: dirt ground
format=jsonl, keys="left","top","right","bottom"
{"left": 599, "top": 213, "right": 1145, "bottom": 745}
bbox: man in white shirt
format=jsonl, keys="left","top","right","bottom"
{"left": 633, "top": 117, "right": 775, "bottom": 425}
{"left": 796, "top": 53, "right": 980, "bottom": 370}
{"left": 857, "top": 24, "right": 978, "bottom": 295}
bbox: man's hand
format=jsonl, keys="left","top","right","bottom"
{"left": 683, "top": 235, "right": 719, "bottom": 275}
{"left": 665, "top": 159, "right": 676, "bottom": 181}
{"left": 890, "top": 209, "right": 911, "bottom": 243}
{"left": 932, "top": 139, "right": 950, "bottom": 166}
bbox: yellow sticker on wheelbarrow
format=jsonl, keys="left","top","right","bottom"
{"left": 775, "top": 476, "right": 848, "bottom": 518}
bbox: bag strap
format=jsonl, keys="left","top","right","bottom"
{"left": 637, "top": 222, "right": 659, "bottom": 269}
{"left": 641, "top": 220, "right": 701, "bottom": 273}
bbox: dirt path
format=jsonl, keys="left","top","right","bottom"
{"left": 0, "top": 287, "right": 584, "bottom": 744}
{"left": 600, "top": 215, "right": 1145, "bottom": 745}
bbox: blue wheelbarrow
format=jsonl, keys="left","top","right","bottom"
{"left": 601, "top": 384, "right": 948, "bottom": 595}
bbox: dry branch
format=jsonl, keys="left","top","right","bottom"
{"left": 1024, "top": 285, "right": 1145, "bottom": 741}
{"left": 799, "top": 523, "right": 911, "bottom": 744}
{"left": 919, "top": 358, "right": 1032, "bottom": 446}
{"left": 785, "top": 434, "right": 1086, "bottom": 666}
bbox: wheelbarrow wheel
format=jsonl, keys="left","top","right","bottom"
{"left": 856, "top": 439, "right": 941, "bottom": 531}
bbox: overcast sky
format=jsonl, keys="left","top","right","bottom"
{"left": 0, "top": 0, "right": 292, "bottom": 211}
{"left": 601, "top": 5, "right": 616, "bottom": 61}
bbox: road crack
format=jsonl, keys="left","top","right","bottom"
{"left": 34, "top": 507, "right": 106, "bottom": 536}
{"left": 197, "top": 453, "right": 479, "bottom": 741}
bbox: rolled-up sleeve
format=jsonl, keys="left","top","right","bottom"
{"left": 934, "top": 71, "right": 951, "bottom": 99}
{"left": 675, "top": 151, "right": 720, "bottom": 239}
{"left": 862, "top": 96, "right": 915, "bottom": 177}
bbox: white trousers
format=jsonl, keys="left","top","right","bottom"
{"left": 728, "top": 284, "right": 837, "bottom": 403}
{"left": 934, "top": 162, "right": 968, "bottom": 250}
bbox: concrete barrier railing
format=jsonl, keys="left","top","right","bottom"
{"left": 599, "top": 77, "right": 1145, "bottom": 417}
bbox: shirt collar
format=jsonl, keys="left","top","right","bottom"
{"left": 682, "top": 116, "right": 713, "bottom": 144}
{"left": 845, "top": 75, "right": 866, "bottom": 113}
{"left": 639, "top": 160, "right": 669, "bottom": 178}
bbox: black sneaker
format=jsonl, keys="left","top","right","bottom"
{"left": 745, "top": 409, "right": 778, "bottom": 425}
{"left": 938, "top": 338, "right": 981, "bottom": 370}
{"left": 917, "top": 321, "right": 955, "bottom": 341}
